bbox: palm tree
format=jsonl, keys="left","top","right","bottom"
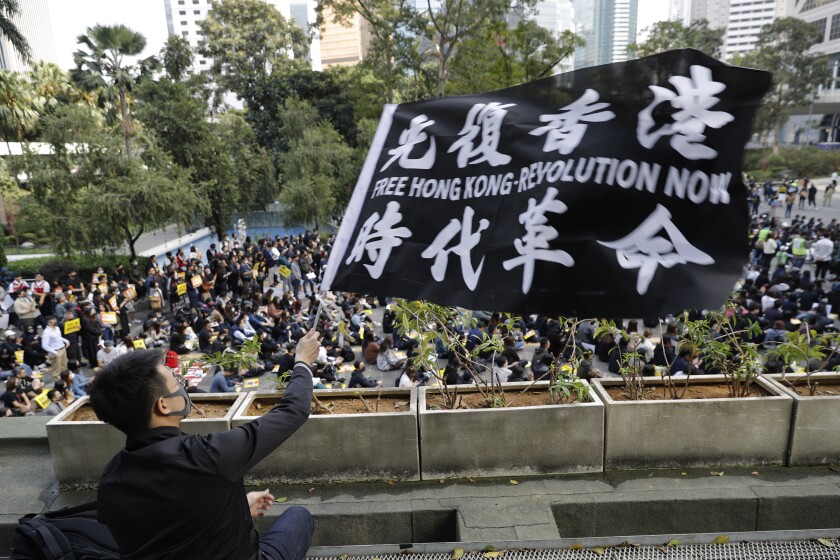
{"left": 0, "top": 69, "right": 40, "bottom": 146}
{"left": 0, "top": 0, "right": 31, "bottom": 63}
{"left": 71, "top": 25, "right": 158, "bottom": 157}
{"left": 28, "top": 61, "right": 72, "bottom": 113}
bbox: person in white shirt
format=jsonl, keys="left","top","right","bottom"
{"left": 812, "top": 234, "right": 835, "bottom": 280}
{"left": 398, "top": 366, "right": 420, "bottom": 387}
{"left": 96, "top": 340, "right": 119, "bottom": 370}
{"left": 41, "top": 316, "right": 69, "bottom": 381}
{"left": 762, "top": 235, "right": 778, "bottom": 270}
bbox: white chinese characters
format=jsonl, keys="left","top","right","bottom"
{"left": 346, "top": 201, "right": 413, "bottom": 279}
{"left": 448, "top": 102, "right": 515, "bottom": 168}
{"left": 637, "top": 65, "right": 734, "bottom": 160}
{"left": 381, "top": 115, "right": 437, "bottom": 172}
{"left": 421, "top": 207, "right": 489, "bottom": 290}
{"left": 503, "top": 187, "right": 574, "bottom": 294}
{"left": 530, "top": 89, "right": 616, "bottom": 155}
{"left": 598, "top": 204, "right": 714, "bottom": 296}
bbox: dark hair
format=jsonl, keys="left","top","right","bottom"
{"left": 89, "top": 349, "right": 169, "bottom": 436}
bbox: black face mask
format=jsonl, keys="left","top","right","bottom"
{"left": 161, "top": 385, "right": 191, "bottom": 417}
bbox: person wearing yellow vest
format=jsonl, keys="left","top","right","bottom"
{"left": 791, "top": 232, "right": 808, "bottom": 269}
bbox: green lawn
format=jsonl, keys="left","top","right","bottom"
{"left": 5, "top": 245, "right": 54, "bottom": 255}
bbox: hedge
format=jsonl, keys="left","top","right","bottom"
{"left": 744, "top": 147, "right": 840, "bottom": 179}
{"left": 8, "top": 255, "right": 131, "bottom": 281}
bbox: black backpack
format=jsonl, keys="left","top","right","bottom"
{"left": 11, "top": 502, "right": 119, "bottom": 560}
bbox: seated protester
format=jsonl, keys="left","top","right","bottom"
{"left": 764, "top": 299, "right": 784, "bottom": 325}
{"left": 168, "top": 327, "right": 191, "bottom": 355}
{"left": 576, "top": 352, "right": 599, "bottom": 382}
{"left": 362, "top": 331, "right": 381, "bottom": 365}
{"left": 669, "top": 348, "right": 698, "bottom": 377}
{"left": 97, "top": 340, "right": 119, "bottom": 371}
{"left": 382, "top": 306, "right": 396, "bottom": 334}
{"left": 491, "top": 355, "right": 511, "bottom": 384}
{"left": 652, "top": 337, "right": 675, "bottom": 367}
{"left": 531, "top": 338, "right": 552, "bottom": 380}
{"left": 210, "top": 367, "right": 238, "bottom": 393}
{"left": 506, "top": 363, "right": 528, "bottom": 382}
{"left": 577, "top": 320, "right": 597, "bottom": 351}
{"left": 144, "top": 321, "right": 169, "bottom": 348}
{"left": 634, "top": 329, "right": 656, "bottom": 363}
{"left": 2, "top": 377, "right": 34, "bottom": 416}
{"left": 13, "top": 365, "right": 41, "bottom": 400}
{"left": 393, "top": 329, "right": 420, "bottom": 358}
{"left": 198, "top": 323, "right": 214, "bottom": 354}
{"left": 43, "top": 388, "right": 67, "bottom": 416}
{"left": 51, "top": 381, "right": 76, "bottom": 408}
{"left": 443, "top": 361, "right": 462, "bottom": 386}
{"left": 595, "top": 331, "right": 616, "bottom": 364}
{"left": 763, "top": 320, "right": 789, "bottom": 348}
{"left": 398, "top": 365, "right": 420, "bottom": 387}
{"left": 61, "top": 369, "right": 87, "bottom": 398}
{"left": 348, "top": 360, "right": 382, "bottom": 388}
{"left": 258, "top": 330, "right": 279, "bottom": 361}
{"left": 608, "top": 337, "right": 630, "bottom": 375}
{"left": 501, "top": 336, "right": 521, "bottom": 366}
{"left": 23, "top": 337, "right": 48, "bottom": 370}
{"left": 115, "top": 336, "right": 133, "bottom": 357}
{"left": 208, "top": 333, "right": 230, "bottom": 355}
{"left": 376, "top": 337, "right": 407, "bottom": 372}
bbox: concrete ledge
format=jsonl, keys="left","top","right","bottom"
{"left": 0, "top": 416, "right": 48, "bottom": 441}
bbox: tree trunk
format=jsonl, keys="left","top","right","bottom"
{"left": 119, "top": 85, "right": 132, "bottom": 157}
{"left": 437, "top": 43, "right": 448, "bottom": 97}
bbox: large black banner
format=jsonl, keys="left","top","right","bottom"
{"left": 322, "top": 49, "right": 771, "bottom": 317}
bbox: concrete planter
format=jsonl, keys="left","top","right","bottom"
{"left": 763, "top": 372, "right": 840, "bottom": 466}
{"left": 231, "top": 388, "right": 419, "bottom": 484}
{"left": 592, "top": 375, "right": 793, "bottom": 470}
{"left": 46, "top": 392, "right": 247, "bottom": 487}
{"left": 418, "top": 381, "right": 604, "bottom": 479}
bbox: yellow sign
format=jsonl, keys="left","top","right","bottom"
{"left": 176, "top": 271, "right": 186, "bottom": 281}
{"left": 133, "top": 339, "right": 147, "bottom": 349}
{"left": 63, "top": 318, "right": 80, "bottom": 334}
{"left": 363, "top": 309, "right": 373, "bottom": 315}
{"left": 124, "top": 285, "right": 137, "bottom": 300}
{"left": 358, "top": 325, "right": 365, "bottom": 341}
{"left": 34, "top": 389, "right": 51, "bottom": 409}
{"left": 191, "top": 275, "right": 202, "bottom": 289}
{"left": 98, "top": 283, "right": 109, "bottom": 294}
{"left": 243, "top": 378, "right": 259, "bottom": 389}
{"left": 177, "top": 283, "right": 187, "bottom": 296}
{"left": 108, "top": 296, "right": 118, "bottom": 311}
{"left": 100, "top": 312, "right": 117, "bottom": 325}
{"left": 524, "top": 330, "right": 536, "bottom": 340}
{"left": 278, "top": 265, "right": 291, "bottom": 279}
{"left": 14, "top": 350, "right": 23, "bottom": 363}
{"left": 339, "top": 322, "right": 346, "bottom": 335}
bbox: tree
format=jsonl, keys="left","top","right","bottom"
{"left": 447, "top": 21, "right": 583, "bottom": 94}
{"left": 71, "top": 24, "right": 159, "bottom": 157}
{"left": 739, "top": 18, "right": 830, "bottom": 153}
{"left": 18, "top": 104, "right": 200, "bottom": 257}
{"left": 414, "top": 0, "right": 533, "bottom": 96}
{"left": 28, "top": 62, "right": 74, "bottom": 115}
{"left": 278, "top": 98, "right": 355, "bottom": 226}
{"left": 0, "top": 70, "right": 41, "bottom": 146}
{"left": 627, "top": 19, "right": 724, "bottom": 59}
{"left": 0, "top": 0, "right": 30, "bottom": 62}
{"left": 198, "top": 0, "right": 310, "bottom": 98}
{"left": 160, "top": 35, "right": 194, "bottom": 82}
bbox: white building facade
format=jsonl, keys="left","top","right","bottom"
{"left": 573, "top": 0, "right": 638, "bottom": 69}
{"left": 0, "top": 0, "right": 58, "bottom": 72}
{"left": 531, "top": 0, "right": 576, "bottom": 74}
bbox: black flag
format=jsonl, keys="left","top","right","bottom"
{"left": 322, "top": 49, "right": 771, "bottom": 317}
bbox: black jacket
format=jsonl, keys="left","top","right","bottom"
{"left": 96, "top": 363, "right": 313, "bottom": 560}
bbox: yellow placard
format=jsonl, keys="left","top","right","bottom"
{"left": 14, "top": 350, "right": 23, "bottom": 363}
{"left": 124, "top": 286, "right": 137, "bottom": 300}
{"left": 363, "top": 309, "right": 373, "bottom": 315}
{"left": 34, "top": 389, "right": 51, "bottom": 409}
{"left": 133, "top": 339, "right": 147, "bottom": 349}
{"left": 176, "top": 271, "right": 186, "bottom": 281}
{"left": 98, "top": 283, "right": 109, "bottom": 294}
{"left": 278, "top": 265, "right": 291, "bottom": 279}
{"left": 63, "top": 318, "right": 80, "bottom": 334}
{"left": 339, "top": 322, "right": 346, "bottom": 335}
{"left": 243, "top": 378, "right": 259, "bottom": 389}
{"left": 108, "top": 296, "right": 118, "bottom": 311}
{"left": 100, "top": 312, "right": 117, "bottom": 325}
{"left": 191, "top": 275, "right": 202, "bottom": 289}
{"left": 524, "top": 330, "right": 536, "bottom": 340}
{"left": 358, "top": 325, "right": 365, "bottom": 341}
{"left": 177, "top": 283, "right": 187, "bottom": 296}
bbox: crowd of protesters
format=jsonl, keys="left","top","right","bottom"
{"left": 6, "top": 174, "right": 840, "bottom": 416}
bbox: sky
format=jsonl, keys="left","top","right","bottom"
{"left": 46, "top": 0, "right": 671, "bottom": 71}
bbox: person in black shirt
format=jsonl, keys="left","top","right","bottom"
{"left": 89, "top": 330, "right": 321, "bottom": 560}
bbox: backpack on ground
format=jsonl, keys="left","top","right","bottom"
{"left": 11, "top": 501, "right": 119, "bottom": 559}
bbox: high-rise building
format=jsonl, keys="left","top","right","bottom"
{"left": 668, "top": 0, "right": 692, "bottom": 26}
{"left": 723, "top": 0, "right": 786, "bottom": 58}
{"left": 529, "top": 0, "right": 576, "bottom": 74}
{"left": 163, "top": 0, "right": 320, "bottom": 74}
{"left": 573, "top": 0, "right": 638, "bottom": 69}
{"left": 0, "top": 0, "right": 58, "bottom": 72}
{"left": 688, "top": 0, "right": 786, "bottom": 59}
{"left": 318, "top": 7, "right": 371, "bottom": 68}
{"left": 782, "top": 0, "right": 840, "bottom": 144}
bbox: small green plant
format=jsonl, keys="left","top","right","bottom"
{"left": 766, "top": 329, "right": 840, "bottom": 396}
